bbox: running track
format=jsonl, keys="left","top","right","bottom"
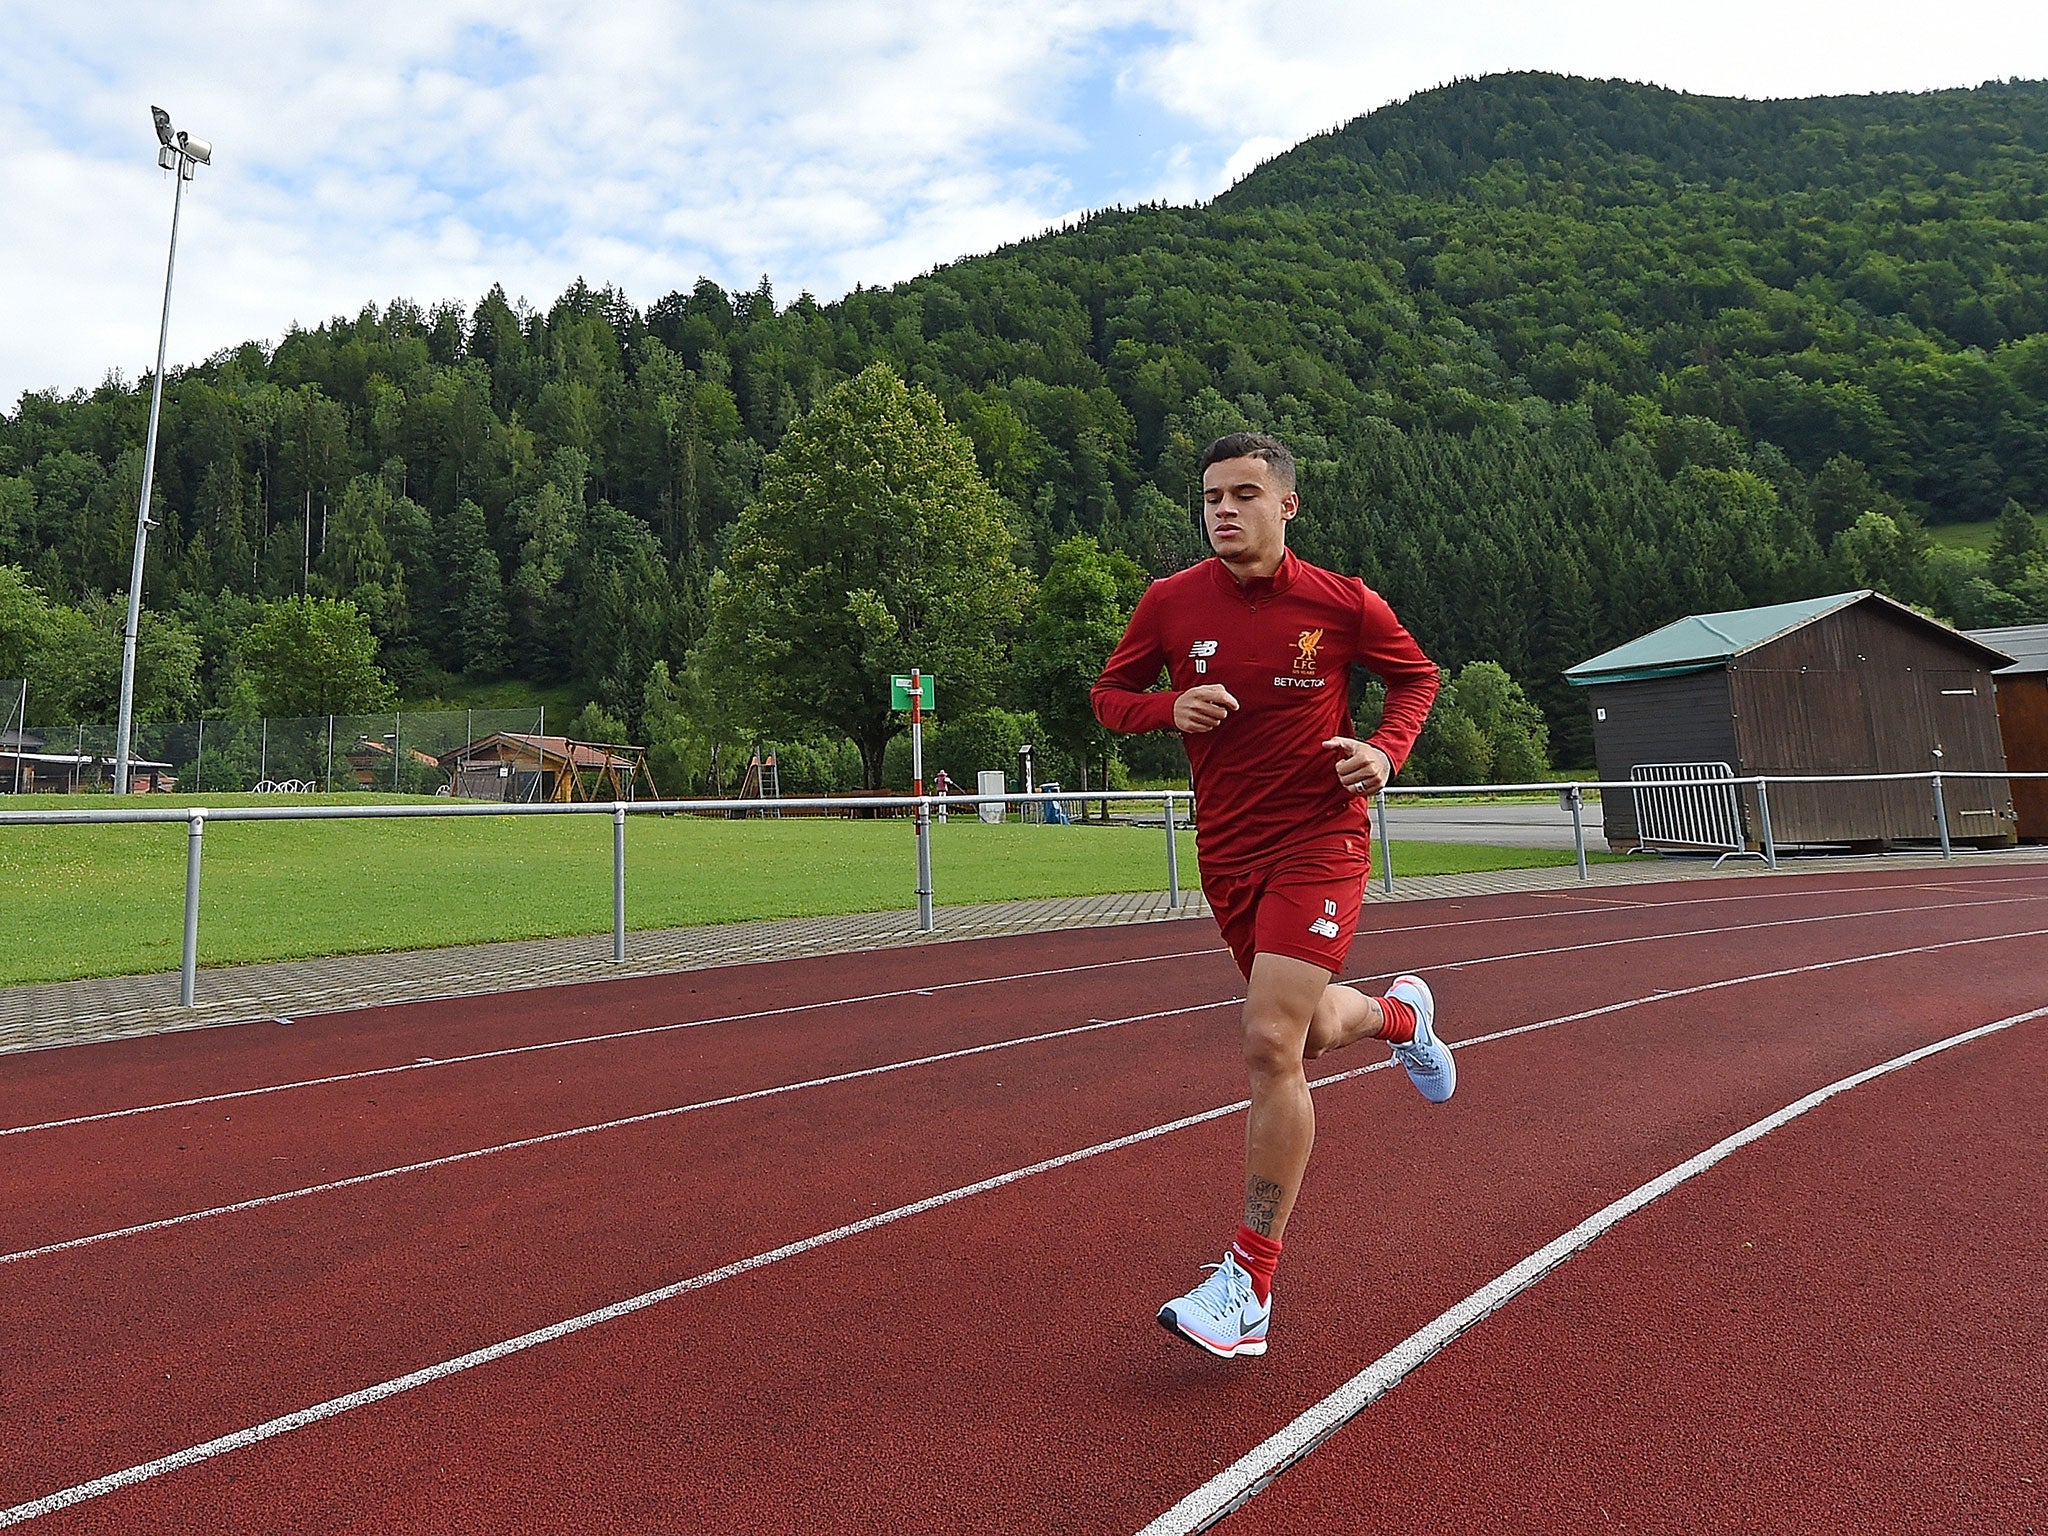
{"left": 3, "top": 864, "right": 2043, "bottom": 1533}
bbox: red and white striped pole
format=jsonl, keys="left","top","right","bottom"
{"left": 911, "top": 668, "right": 933, "bottom": 932}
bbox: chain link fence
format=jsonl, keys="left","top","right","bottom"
{"left": 1, "top": 707, "right": 547, "bottom": 795}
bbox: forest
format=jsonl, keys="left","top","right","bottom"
{"left": 3, "top": 71, "right": 2046, "bottom": 780}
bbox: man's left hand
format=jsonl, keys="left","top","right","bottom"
{"left": 1323, "top": 737, "right": 1392, "bottom": 796}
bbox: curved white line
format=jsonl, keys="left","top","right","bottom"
{"left": 10, "top": 882, "right": 2035, "bottom": 1140}
{"left": 1135, "top": 1002, "right": 2048, "bottom": 1535}
{"left": 3, "top": 932, "right": 2043, "bottom": 1524}
{"left": 1, "top": 946, "right": 1224, "bottom": 1138}
{"left": 6, "top": 907, "right": 2042, "bottom": 1266}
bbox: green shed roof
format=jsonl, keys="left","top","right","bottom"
{"left": 1568, "top": 591, "right": 2017, "bottom": 686}
{"left": 1562, "top": 590, "right": 2012, "bottom": 686}
{"left": 1566, "top": 593, "right": 1867, "bottom": 685}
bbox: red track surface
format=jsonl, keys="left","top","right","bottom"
{"left": 3, "top": 865, "right": 2044, "bottom": 1533}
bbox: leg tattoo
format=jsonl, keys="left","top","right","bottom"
{"left": 1244, "top": 1175, "right": 1285, "bottom": 1236}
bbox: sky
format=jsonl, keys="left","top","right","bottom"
{"left": 5, "top": 1, "right": 2048, "bottom": 407}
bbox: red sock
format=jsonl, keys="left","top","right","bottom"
{"left": 1231, "top": 1225, "right": 1283, "bottom": 1303}
{"left": 1375, "top": 991, "right": 1417, "bottom": 1044}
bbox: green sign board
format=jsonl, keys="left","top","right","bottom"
{"left": 889, "top": 674, "right": 936, "bottom": 711}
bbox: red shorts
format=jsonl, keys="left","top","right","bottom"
{"left": 1202, "top": 832, "right": 1371, "bottom": 980}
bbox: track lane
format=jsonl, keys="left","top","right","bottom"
{"left": 8, "top": 901, "right": 2039, "bottom": 1531}
{"left": 0, "top": 923, "right": 1233, "bottom": 1127}
{"left": 0, "top": 953, "right": 1248, "bottom": 1252}
{"left": 10, "top": 885, "right": 2040, "bottom": 1260}
{"left": 1213, "top": 1012, "right": 2048, "bottom": 1535}
{"left": 16, "top": 865, "right": 2042, "bottom": 1134}
{"left": 22, "top": 948, "right": 2043, "bottom": 1534}
{"left": 6, "top": 889, "right": 2039, "bottom": 1299}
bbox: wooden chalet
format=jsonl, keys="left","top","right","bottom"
{"left": 0, "top": 729, "right": 176, "bottom": 793}
{"left": 1967, "top": 623, "right": 2048, "bottom": 841}
{"left": 1568, "top": 591, "right": 2016, "bottom": 851}
{"left": 438, "top": 732, "right": 660, "bottom": 802}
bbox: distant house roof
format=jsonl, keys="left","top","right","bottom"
{"left": 1567, "top": 590, "right": 2015, "bottom": 686}
{"left": 438, "top": 731, "right": 640, "bottom": 772}
{"left": 1967, "top": 623, "right": 2048, "bottom": 676}
{"left": 349, "top": 737, "right": 441, "bottom": 767}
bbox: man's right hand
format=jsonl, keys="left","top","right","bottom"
{"left": 1174, "top": 683, "right": 1240, "bottom": 733}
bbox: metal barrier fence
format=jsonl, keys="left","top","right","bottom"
{"left": 0, "top": 770, "right": 2039, "bottom": 1009}
{"left": 1629, "top": 761, "right": 1753, "bottom": 864}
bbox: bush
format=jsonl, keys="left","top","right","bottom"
{"left": 1452, "top": 661, "right": 1550, "bottom": 784}
{"left": 939, "top": 707, "right": 1041, "bottom": 791}
{"left": 771, "top": 736, "right": 863, "bottom": 793}
{"left": 1362, "top": 661, "right": 1549, "bottom": 787}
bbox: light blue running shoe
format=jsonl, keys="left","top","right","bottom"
{"left": 1157, "top": 1253, "right": 1271, "bottom": 1358}
{"left": 1387, "top": 974, "right": 1456, "bottom": 1103}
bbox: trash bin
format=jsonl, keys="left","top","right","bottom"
{"left": 977, "top": 770, "right": 1006, "bottom": 824}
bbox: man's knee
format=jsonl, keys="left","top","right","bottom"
{"left": 1242, "top": 1011, "right": 1308, "bottom": 1079}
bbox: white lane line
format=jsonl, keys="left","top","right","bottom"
{"left": 1135, "top": 1000, "right": 2048, "bottom": 1536}
{"left": 1355, "top": 892, "right": 2040, "bottom": 986}
{"left": 6, "top": 927, "right": 2046, "bottom": 1526}
{"left": 0, "top": 995, "right": 1227, "bottom": 1268}
{"left": 8, "top": 897, "right": 2039, "bottom": 1269}
{"left": 9, "top": 900, "right": 2041, "bottom": 1266}
{"left": 13, "top": 866, "right": 2022, "bottom": 1136}
{"left": 1364, "top": 868, "right": 2048, "bottom": 937}
{"left": 0, "top": 1078, "right": 1293, "bottom": 1528}
{"left": 13, "top": 875, "right": 2033, "bottom": 1142}
{"left": 1, "top": 947, "right": 1225, "bottom": 1138}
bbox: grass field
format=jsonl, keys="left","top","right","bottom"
{"left": 0, "top": 795, "right": 1614, "bottom": 986}
{"left": 1926, "top": 510, "right": 2045, "bottom": 553}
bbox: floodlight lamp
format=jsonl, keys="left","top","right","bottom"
{"left": 176, "top": 132, "right": 212, "bottom": 165}
{"left": 151, "top": 105, "right": 175, "bottom": 147}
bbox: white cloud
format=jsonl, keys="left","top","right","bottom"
{"left": 3, "top": 1, "right": 2047, "bottom": 405}
{"left": 1126, "top": 1, "right": 2048, "bottom": 191}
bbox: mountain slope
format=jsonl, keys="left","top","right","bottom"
{"left": 3, "top": 72, "right": 2045, "bottom": 762}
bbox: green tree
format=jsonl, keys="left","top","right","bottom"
{"left": 1451, "top": 661, "right": 1551, "bottom": 783}
{"left": 704, "top": 364, "right": 1033, "bottom": 787}
{"left": 1388, "top": 672, "right": 1490, "bottom": 787}
{"left": 1988, "top": 499, "right": 2042, "bottom": 590}
{"left": 0, "top": 477, "right": 34, "bottom": 564}
{"left": 235, "top": 596, "right": 396, "bottom": 717}
{"left": 0, "top": 573, "right": 199, "bottom": 726}
{"left": 0, "top": 564, "right": 51, "bottom": 685}
{"left": 930, "top": 706, "right": 1041, "bottom": 795}
{"left": 1019, "top": 533, "right": 1146, "bottom": 817}
{"left": 1833, "top": 510, "right": 1934, "bottom": 607}
{"left": 568, "top": 699, "right": 627, "bottom": 743}
{"left": 641, "top": 658, "right": 732, "bottom": 797}
{"left": 441, "top": 498, "right": 509, "bottom": 675}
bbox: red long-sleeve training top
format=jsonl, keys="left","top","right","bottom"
{"left": 1091, "top": 549, "right": 1439, "bottom": 875}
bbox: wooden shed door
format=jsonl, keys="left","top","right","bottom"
{"left": 1923, "top": 672, "right": 2008, "bottom": 837}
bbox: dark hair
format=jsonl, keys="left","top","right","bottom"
{"left": 1198, "top": 431, "right": 1295, "bottom": 490}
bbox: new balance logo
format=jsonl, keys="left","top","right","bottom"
{"left": 1309, "top": 917, "right": 1341, "bottom": 939}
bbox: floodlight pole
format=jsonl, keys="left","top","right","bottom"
{"left": 115, "top": 118, "right": 204, "bottom": 795}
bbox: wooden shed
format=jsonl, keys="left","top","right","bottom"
{"left": 1567, "top": 591, "right": 2017, "bottom": 852}
{"left": 1967, "top": 623, "right": 2048, "bottom": 841}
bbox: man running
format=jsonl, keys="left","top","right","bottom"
{"left": 1091, "top": 431, "right": 1451, "bottom": 1359}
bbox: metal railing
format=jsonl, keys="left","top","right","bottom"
{"left": 1628, "top": 761, "right": 1752, "bottom": 863}
{"left": 0, "top": 770, "right": 2039, "bottom": 1009}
